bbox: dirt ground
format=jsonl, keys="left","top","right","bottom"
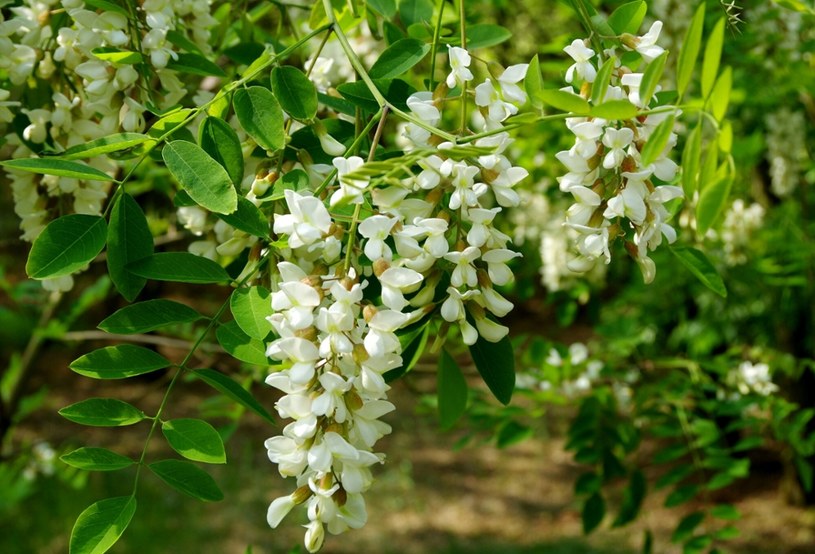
{"left": 4, "top": 340, "right": 815, "bottom": 554}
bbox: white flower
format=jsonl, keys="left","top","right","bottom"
{"left": 274, "top": 190, "right": 332, "bottom": 248}
{"left": 268, "top": 494, "right": 297, "bottom": 528}
{"left": 445, "top": 246, "right": 481, "bottom": 288}
{"left": 564, "top": 39, "right": 596, "bottom": 83}
{"left": 331, "top": 156, "right": 368, "bottom": 206}
{"left": 634, "top": 21, "right": 665, "bottom": 62}
{"left": 358, "top": 215, "right": 398, "bottom": 261}
{"left": 378, "top": 267, "right": 423, "bottom": 311}
{"left": 446, "top": 45, "right": 474, "bottom": 89}
{"left": 497, "top": 64, "right": 529, "bottom": 103}
{"left": 475, "top": 79, "right": 518, "bottom": 123}
{"left": 602, "top": 127, "right": 634, "bottom": 169}
{"left": 481, "top": 248, "right": 521, "bottom": 286}
{"left": 364, "top": 310, "right": 409, "bottom": 357}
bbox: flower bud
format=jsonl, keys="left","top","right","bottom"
{"left": 333, "top": 487, "right": 348, "bottom": 507}
{"left": 345, "top": 390, "right": 364, "bottom": 411}
{"left": 372, "top": 258, "right": 390, "bottom": 277}
{"left": 362, "top": 304, "right": 378, "bottom": 322}
{"left": 295, "top": 326, "right": 319, "bottom": 342}
{"left": 292, "top": 485, "right": 312, "bottom": 505}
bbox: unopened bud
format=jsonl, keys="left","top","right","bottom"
{"left": 319, "top": 473, "right": 334, "bottom": 490}
{"left": 580, "top": 81, "right": 591, "bottom": 99}
{"left": 295, "top": 326, "right": 319, "bottom": 342}
{"left": 477, "top": 268, "right": 492, "bottom": 288}
{"left": 345, "top": 390, "right": 364, "bottom": 411}
{"left": 353, "top": 343, "right": 370, "bottom": 363}
{"left": 325, "top": 422, "right": 344, "bottom": 435}
{"left": 621, "top": 156, "right": 637, "bottom": 173}
{"left": 333, "top": 487, "right": 348, "bottom": 507}
{"left": 620, "top": 33, "right": 638, "bottom": 50}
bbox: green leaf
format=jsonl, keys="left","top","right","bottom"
{"left": 149, "top": 459, "right": 224, "bottom": 502}
{"left": 193, "top": 368, "right": 275, "bottom": 423}
{"left": 199, "top": 116, "right": 244, "bottom": 186}
{"left": 710, "top": 504, "right": 740, "bottom": 521}
{"left": 127, "top": 252, "right": 231, "bottom": 284}
{"left": 608, "top": 1, "right": 646, "bottom": 34}
{"left": 59, "top": 398, "right": 146, "bottom": 427}
{"left": 385, "top": 323, "right": 430, "bottom": 382}
{"left": 398, "top": 0, "right": 433, "bottom": 27}
{"left": 166, "top": 29, "right": 204, "bottom": 55}
{"left": 61, "top": 447, "right": 134, "bottom": 471}
{"left": 271, "top": 66, "right": 319, "bottom": 121}
{"left": 469, "top": 335, "right": 515, "bottom": 405}
{"left": 671, "top": 246, "right": 727, "bottom": 297}
{"left": 368, "top": 0, "right": 397, "bottom": 18}
{"left": 575, "top": 472, "right": 602, "bottom": 495}
{"left": 665, "top": 484, "right": 700, "bottom": 507}
{"left": 613, "top": 470, "right": 647, "bottom": 527}
{"left": 91, "top": 47, "right": 143, "bottom": 64}
{"left": 215, "top": 195, "right": 269, "bottom": 238}
{"left": 162, "top": 140, "right": 237, "bottom": 215}
{"left": 672, "top": 511, "right": 705, "bottom": 543}
{"left": 496, "top": 420, "right": 534, "bottom": 448}
{"left": 582, "top": 492, "right": 605, "bottom": 534}
{"left": 676, "top": 3, "right": 705, "bottom": 97}
{"left": 681, "top": 125, "right": 702, "bottom": 197}
{"left": 26, "top": 215, "right": 107, "bottom": 279}
{"left": 701, "top": 18, "right": 725, "bottom": 99}
{"left": 591, "top": 99, "right": 638, "bottom": 120}
{"left": 437, "top": 350, "right": 467, "bottom": 429}
{"left": 639, "top": 51, "right": 668, "bottom": 108}
{"left": 147, "top": 108, "right": 193, "bottom": 139}
{"left": 162, "top": 418, "right": 227, "bottom": 464}
{"left": 230, "top": 287, "right": 273, "bottom": 340}
{"left": 696, "top": 174, "right": 732, "bottom": 235}
{"left": 98, "top": 299, "right": 202, "bottom": 334}
{"left": 166, "top": 52, "right": 225, "bottom": 77}
{"left": 525, "top": 55, "right": 543, "bottom": 111}
{"left": 639, "top": 113, "right": 675, "bottom": 166}
{"left": 70, "top": 345, "right": 171, "bottom": 379}
{"left": 0, "top": 158, "right": 113, "bottom": 181}
{"left": 369, "top": 38, "right": 430, "bottom": 79}
{"left": 535, "top": 89, "right": 590, "bottom": 114}
{"left": 84, "top": 0, "right": 128, "bottom": 15}
{"left": 233, "top": 86, "right": 285, "bottom": 152}
{"left": 336, "top": 78, "right": 416, "bottom": 112}
{"left": 464, "top": 24, "right": 512, "bottom": 49}
{"left": 69, "top": 496, "right": 136, "bottom": 554}
{"left": 590, "top": 57, "right": 617, "bottom": 105}
{"left": 216, "top": 320, "right": 270, "bottom": 365}
{"left": 708, "top": 67, "right": 732, "bottom": 121}
{"left": 61, "top": 133, "right": 152, "bottom": 160}
{"left": 107, "top": 193, "right": 152, "bottom": 302}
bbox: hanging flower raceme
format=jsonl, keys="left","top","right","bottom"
{"left": 553, "top": 22, "right": 683, "bottom": 283}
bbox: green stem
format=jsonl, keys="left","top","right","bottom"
{"left": 458, "top": 0, "right": 467, "bottom": 132}
{"left": 429, "top": 0, "right": 447, "bottom": 91}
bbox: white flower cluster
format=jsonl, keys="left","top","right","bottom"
{"left": 0, "top": 0, "right": 216, "bottom": 289}
{"left": 765, "top": 108, "right": 807, "bottom": 198}
{"left": 709, "top": 199, "right": 765, "bottom": 266}
{"left": 555, "top": 23, "right": 683, "bottom": 284}
{"left": 726, "top": 361, "right": 778, "bottom": 397}
{"left": 263, "top": 46, "right": 529, "bottom": 552}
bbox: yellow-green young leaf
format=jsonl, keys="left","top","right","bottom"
{"left": 591, "top": 99, "right": 638, "bottom": 120}
{"left": 696, "top": 174, "right": 733, "bottom": 235}
{"left": 60, "top": 447, "right": 135, "bottom": 471}
{"left": 437, "top": 350, "right": 468, "bottom": 429}
{"left": 70, "top": 344, "right": 171, "bottom": 379}
{"left": 199, "top": 116, "right": 244, "bottom": 186}
{"left": 162, "top": 418, "right": 226, "bottom": 464}
{"left": 91, "top": 47, "right": 143, "bottom": 64}
{"left": 699, "top": 141, "right": 719, "bottom": 191}
{"left": 147, "top": 108, "right": 193, "bottom": 138}
{"left": 368, "top": 38, "right": 430, "bottom": 79}
{"left": 26, "top": 214, "right": 107, "bottom": 279}
{"left": 639, "top": 114, "right": 675, "bottom": 166}
{"left": 215, "top": 196, "right": 270, "bottom": 238}
{"left": 701, "top": 18, "right": 725, "bottom": 99}
{"left": 607, "top": 1, "right": 646, "bottom": 34}
{"left": 708, "top": 66, "right": 732, "bottom": 121}
{"left": 639, "top": 51, "right": 668, "bottom": 108}
{"left": 464, "top": 24, "right": 513, "bottom": 49}
{"left": 525, "top": 54, "right": 544, "bottom": 111}
{"left": 469, "top": 334, "right": 515, "bottom": 405}
{"left": 591, "top": 56, "right": 616, "bottom": 104}
{"left": 710, "top": 504, "right": 741, "bottom": 520}
{"left": 216, "top": 320, "right": 270, "bottom": 365}
{"left": 676, "top": 3, "right": 705, "bottom": 97}
{"left": 98, "top": 299, "right": 201, "bottom": 334}
{"left": 162, "top": 140, "right": 237, "bottom": 215}
{"left": 59, "top": 398, "right": 146, "bottom": 427}
{"left": 107, "top": 193, "right": 152, "bottom": 302}
{"left": 718, "top": 120, "right": 733, "bottom": 153}
{"left": 167, "top": 52, "right": 225, "bottom": 77}
{"left": 69, "top": 496, "right": 136, "bottom": 554}
{"left": 671, "top": 246, "right": 727, "bottom": 297}
{"left": 127, "top": 252, "right": 231, "bottom": 284}
{"left": 230, "top": 287, "right": 273, "bottom": 340}
{"left": 233, "top": 86, "right": 285, "bottom": 152}
{"left": 385, "top": 323, "right": 430, "bottom": 383}
{"left": 271, "top": 66, "right": 318, "bottom": 120}
{"left": 681, "top": 125, "right": 703, "bottom": 197}
{"left": 0, "top": 158, "right": 114, "bottom": 181}
{"left": 61, "top": 133, "right": 152, "bottom": 160}
{"left": 193, "top": 368, "right": 275, "bottom": 423}
{"left": 535, "top": 89, "right": 590, "bottom": 114}
{"left": 149, "top": 459, "right": 224, "bottom": 502}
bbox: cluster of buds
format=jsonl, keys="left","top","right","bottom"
{"left": 0, "top": 0, "right": 216, "bottom": 288}
{"left": 556, "top": 22, "right": 683, "bottom": 283}
{"left": 263, "top": 43, "right": 530, "bottom": 552}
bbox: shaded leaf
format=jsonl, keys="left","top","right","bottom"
{"left": 271, "top": 66, "right": 318, "bottom": 121}
{"left": 61, "top": 448, "right": 134, "bottom": 471}
{"left": 127, "top": 252, "right": 231, "bottom": 284}
{"left": 199, "top": 116, "right": 244, "bottom": 186}
{"left": 193, "top": 368, "right": 275, "bottom": 423}
{"left": 469, "top": 335, "right": 515, "bottom": 405}
{"left": 369, "top": 38, "right": 430, "bottom": 79}
{"left": 107, "top": 193, "right": 153, "bottom": 301}
{"left": 167, "top": 53, "right": 225, "bottom": 77}
{"left": 215, "top": 196, "right": 270, "bottom": 238}
{"left": 608, "top": 1, "right": 646, "bottom": 35}
{"left": 216, "top": 320, "right": 270, "bottom": 365}
{"left": 98, "top": 299, "right": 202, "bottom": 334}
{"left": 0, "top": 158, "right": 114, "bottom": 181}
{"left": 149, "top": 459, "right": 224, "bottom": 502}
{"left": 26, "top": 215, "right": 106, "bottom": 279}
{"left": 671, "top": 246, "right": 727, "bottom": 297}
{"left": 437, "top": 350, "right": 467, "bottom": 429}
{"left": 582, "top": 492, "right": 605, "bottom": 534}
